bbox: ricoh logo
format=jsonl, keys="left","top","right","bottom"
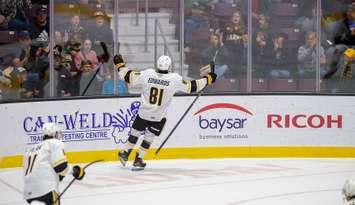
{"left": 267, "top": 114, "right": 343, "bottom": 129}
{"left": 194, "top": 103, "right": 253, "bottom": 132}
{"left": 23, "top": 101, "right": 141, "bottom": 144}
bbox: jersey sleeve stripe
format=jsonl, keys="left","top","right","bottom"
{"left": 124, "top": 70, "right": 133, "bottom": 83}
{"left": 52, "top": 158, "right": 67, "bottom": 167}
{"left": 190, "top": 80, "right": 197, "bottom": 92}
{"left": 54, "top": 161, "right": 69, "bottom": 175}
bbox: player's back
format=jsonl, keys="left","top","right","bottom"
{"left": 138, "top": 69, "right": 182, "bottom": 121}
{"left": 23, "top": 139, "right": 65, "bottom": 199}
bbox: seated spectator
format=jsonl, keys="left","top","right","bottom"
{"left": 324, "top": 2, "right": 355, "bottom": 80}
{"left": 74, "top": 38, "right": 102, "bottom": 95}
{"left": 201, "top": 32, "right": 229, "bottom": 79}
{"left": 253, "top": 31, "right": 272, "bottom": 78}
{"left": 221, "top": 10, "right": 247, "bottom": 76}
{"left": 64, "top": 15, "right": 86, "bottom": 44}
{"left": 88, "top": 11, "right": 113, "bottom": 53}
{"left": 25, "top": 32, "right": 50, "bottom": 98}
{"left": 13, "top": 31, "right": 32, "bottom": 69}
{"left": 1, "top": 65, "right": 27, "bottom": 99}
{"left": 297, "top": 31, "right": 326, "bottom": 78}
{"left": 268, "top": 33, "right": 291, "bottom": 78}
{"left": 254, "top": 14, "right": 271, "bottom": 35}
{"left": 0, "top": 0, "right": 32, "bottom": 31}
{"left": 29, "top": 4, "right": 49, "bottom": 40}
{"left": 295, "top": 7, "right": 338, "bottom": 47}
{"left": 54, "top": 46, "right": 72, "bottom": 97}
{"left": 55, "top": 30, "right": 65, "bottom": 47}
{"left": 74, "top": 38, "right": 99, "bottom": 73}
{"left": 64, "top": 40, "right": 82, "bottom": 96}
{"left": 101, "top": 69, "right": 128, "bottom": 95}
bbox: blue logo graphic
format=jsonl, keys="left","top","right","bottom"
{"left": 23, "top": 101, "right": 141, "bottom": 145}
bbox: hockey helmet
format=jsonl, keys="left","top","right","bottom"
{"left": 343, "top": 179, "right": 355, "bottom": 200}
{"left": 42, "top": 122, "right": 61, "bottom": 137}
{"left": 157, "top": 55, "right": 171, "bottom": 72}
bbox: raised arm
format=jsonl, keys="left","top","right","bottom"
{"left": 113, "top": 54, "right": 141, "bottom": 85}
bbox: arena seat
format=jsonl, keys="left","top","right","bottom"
{"left": 298, "top": 78, "right": 316, "bottom": 91}
{"left": 271, "top": 3, "right": 300, "bottom": 17}
{"left": 239, "top": 78, "right": 268, "bottom": 92}
{"left": 268, "top": 78, "right": 297, "bottom": 91}
{"left": 0, "top": 31, "right": 16, "bottom": 44}
{"left": 210, "top": 78, "right": 240, "bottom": 92}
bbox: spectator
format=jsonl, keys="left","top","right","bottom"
{"left": 25, "top": 32, "right": 50, "bottom": 98}
{"left": 64, "top": 40, "right": 82, "bottom": 96}
{"left": 13, "top": 30, "right": 32, "bottom": 69}
{"left": 101, "top": 69, "right": 128, "bottom": 95}
{"left": 64, "top": 15, "right": 86, "bottom": 44}
{"left": 55, "top": 30, "right": 65, "bottom": 47}
{"left": 268, "top": 33, "right": 291, "bottom": 78}
{"left": 324, "top": 2, "right": 355, "bottom": 80}
{"left": 29, "top": 4, "right": 49, "bottom": 40}
{"left": 0, "top": 0, "right": 32, "bottom": 31}
{"left": 221, "top": 10, "right": 247, "bottom": 76}
{"left": 201, "top": 32, "right": 229, "bottom": 78}
{"left": 297, "top": 31, "right": 326, "bottom": 78}
{"left": 295, "top": 7, "right": 339, "bottom": 47}
{"left": 254, "top": 14, "right": 271, "bottom": 35}
{"left": 222, "top": 10, "right": 246, "bottom": 50}
{"left": 253, "top": 31, "right": 272, "bottom": 78}
{"left": 88, "top": 11, "right": 113, "bottom": 53}
{"left": 74, "top": 39, "right": 102, "bottom": 95}
{"left": 1, "top": 65, "right": 27, "bottom": 99}
{"left": 74, "top": 39, "right": 99, "bottom": 72}
{"left": 323, "top": 2, "right": 355, "bottom": 92}
{"left": 54, "top": 45, "right": 72, "bottom": 97}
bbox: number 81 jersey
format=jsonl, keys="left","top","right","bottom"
{"left": 119, "top": 68, "right": 204, "bottom": 122}
{"left": 23, "top": 139, "right": 67, "bottom": 199}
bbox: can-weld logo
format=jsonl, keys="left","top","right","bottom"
{"left": 194, "top": 103, "right": 253, "bottom": 132}
{"left": 22, "top": 101, "right": 141, "bottom": 144}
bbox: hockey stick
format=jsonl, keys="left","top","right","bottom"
{"left": 154, "top": 86, "right": 207, "bottom": 155}
{"left": 155, "top": 47, "right": 221, "bottom": 155}
{"left": 54, "top": 159, "right": 104, "bottom": 203}
{"left": 81, "top": 42, "right": 110, "bottom": 96}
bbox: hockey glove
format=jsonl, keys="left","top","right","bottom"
{"left": 72, "top": 165, "right": 85, "bottom": 180}
{"left": 204, "top": 72, "right": 217, "bottom": 85}
{"left": 113, "top": 54, "right": 126, "bottom": 70}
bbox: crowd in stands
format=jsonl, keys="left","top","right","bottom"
{"left": 184, "top": 0, "right": 355, "bottom": 92}
{"left": 0, "top": 0, "right": 354, "bottom": 100}
{"left": 0, "top": 0, "right": 127, "bottom": 100}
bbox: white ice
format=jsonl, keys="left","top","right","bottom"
{"left": 1, "top": 158, "right": 355, "bottom": 205}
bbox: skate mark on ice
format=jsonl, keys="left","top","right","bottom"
{"left": 60, "top": 169, "right": 355, "bottom": 200}
{"left": 226, "top": 188, "right": 340, "bottom": 205}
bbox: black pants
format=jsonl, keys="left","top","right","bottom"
{"left": 27, "top": 191, "right": 59, "bottom": 205}
{"left": 132, "top": 115, "right": 166, "bottom": 136}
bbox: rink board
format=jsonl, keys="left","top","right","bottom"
{"left": 1, "top": 95, "right": 355, "bottom": 168}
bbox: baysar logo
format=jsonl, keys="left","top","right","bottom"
{"left": 194, "top": 103, "right": 253, "bottom": 132}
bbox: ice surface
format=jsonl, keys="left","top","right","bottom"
{"left": 1, "top": 158, "right": 354, "bottom": 205}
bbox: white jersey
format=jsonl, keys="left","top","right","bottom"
{"left": 346, "top": 199, "right": 355, "bottom": 205}
{"left": 119, "top": 68, "right": 207, "bottom": 121}
{"left": 23, "top": 138, "right": 68, "bottom": 199}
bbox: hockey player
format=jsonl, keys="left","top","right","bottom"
{"left": 343, "top": 180, "right": 355, "bottom": 205}
{"left": 114, "top": 54, "right": 217, "bottom": 170}
{"left": 23, "top": 122, "right": 85, "bottom": 204}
